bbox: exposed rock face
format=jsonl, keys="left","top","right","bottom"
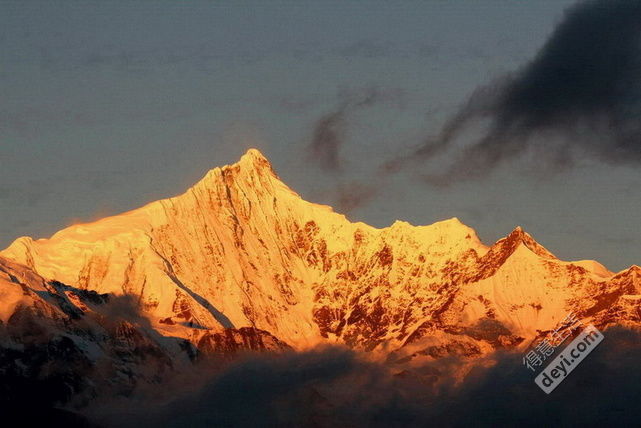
{"left": 1, "top": 149, "right": 639, "bottom": 386}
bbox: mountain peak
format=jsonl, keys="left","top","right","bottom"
{"left": 3, "top": 147, "right": 640, "bottom": 374}
{"left": 192, "top": 148, "right": 280, "bottom": 196}
{"left": 236, "top": 148, "right": 274, "bottom": 172}
{"left": 495, "top": 226, "right": 557, "bottom": 260}
{"left": 624, "top": 265, "right": 641, "bottom": 275}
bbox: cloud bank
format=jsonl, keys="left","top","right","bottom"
{"left": 108, "top": 327, "right": 641, "bottom": 428}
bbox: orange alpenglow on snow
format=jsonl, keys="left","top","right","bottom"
{"left": 1, "top": 149, "right": 639, "bottom": 365}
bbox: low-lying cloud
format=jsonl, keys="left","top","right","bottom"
{"left": 106, "top": 326, "right": 641, "bottom": 428}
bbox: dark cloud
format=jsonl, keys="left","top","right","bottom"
{"left": 308, "top": 86, "right": 405, "bottom": 171}
{"left": 389, "top": 0, "right": 641, "bottom": 185}
{"left": 310, "top": 180, "right": 382, "bottom": 216}
{"left": 307, "top": 86, "right": 404, "bottom": 213}
{"left": 431, "top": 326, "right": 641, "bottom": 427}
{"left": 309, "top": 110, "right": 346, "bottom": 171}
{"left": 334, "top": 181, "right": 378, "bottom": 214}
{"left": 106, "top": 326, "right": 641, "bottom": 427}
{"left": 118, "top": 345, "right": 433, "bottom": 428}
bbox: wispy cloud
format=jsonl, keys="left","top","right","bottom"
{"left": 308, "top": 86, "right": 403, "bottom": 171}
{"left": 306, "top": 86, "right": 404, "bottom": 213}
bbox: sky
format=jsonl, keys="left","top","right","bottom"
{"left": 1, "top": 0, "right": 639, "bottom": 271}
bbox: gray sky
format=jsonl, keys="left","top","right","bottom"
{"left": 1, "top": 0, "right": 639, "bottom": 271}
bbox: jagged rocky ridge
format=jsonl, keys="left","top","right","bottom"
{"left": 1, "top": 149, "right": 640, "bottom": 409}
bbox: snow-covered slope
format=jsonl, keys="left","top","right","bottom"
{"left": 1, "top": 149, "right": 639, "bottom": 368}
{"left": 0, "top": 253, "right": 289, "bottom": 410}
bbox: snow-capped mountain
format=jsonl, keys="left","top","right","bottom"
{"left": 1, "top": 149, "right": 640, "bottom": 409}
